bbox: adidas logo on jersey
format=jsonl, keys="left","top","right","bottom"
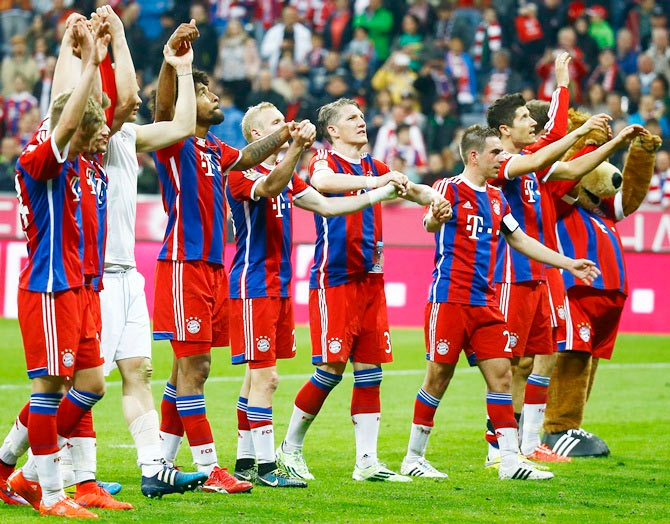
{"left": 462, "top": 201, "right": 473, "bottom": 209}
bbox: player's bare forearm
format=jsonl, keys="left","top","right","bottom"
{"left": 51, "top": 36, "right": 77, "bottom": 105}
{"left": 234, "top": 124, "right": 290, "bottom": 171}
{"left": 155, "top": 59, "right": 176, "bottom": 122}
{"left": 296, "top": 184, "right": 396, "bottom": 217}
{"left": 310, "top": 171, "right": 372, "bottom": 194}
{"left": 508, "top": 131, "right": 582, "bottom": 179}
{"left": 505, "top": 228, "right": 571, "bottom": 269}
{"left": 423, "top": 210, "right": 442, "bottom": 233}
{"left": 110, "top": 34, "right": 139, "bottom": 133}
{"left": 53, "top": 61, "right": 97, "bottom": 150}
{"left": 549, "top": 141, "right": 619, "bottom": 181}
{"left": 403, "top": 183, "right": 440, "bottom": 205}
{"left": 256, "top": 144, "right": 303, "bottom": 198}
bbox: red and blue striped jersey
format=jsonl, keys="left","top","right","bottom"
{"left": 79, "top": 154, "right": 108, "bottom": 291}
{"left": 227, "top": 162, "right": 311, "bottom": 298}
{"left": 493, "top": 153, "right": 547, "bottom": 283}
{"left": 429, "top": 175, "right": 518, "bottom": 306}
{"left": 153, "top": 133, "right": 241, "bottom": 265}
{"left": 308, "top": 149, "right": 389, "bottom": 289}
{"left": 15, "top": 133, "right": 85, "bottom": 292}
{"left": 556, "top": 195, "right": 627, "bottom": 294}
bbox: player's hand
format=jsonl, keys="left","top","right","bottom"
{"left": 64, "top": 11, "right": 87, "bottom": 31}
{"left": 290, "top": 120, "right": 316, "bottom": 150}
{"left": 383, "top": 171, "right": 410, "bottom": 196}
{"left": 163, "top": 43, "right": 193, "bottom": 71}
{"left": 615, "top": 124, "right": 645, "bottom": 144}
{"left": 431, "top": 197, "right": 452, "bottom": 223}
{"left": 568, "top": 258, "right": 601, "bottom": 285}
{"left": 92, "top": 21, "right": 111, "bottom": 66}
{"left": 554, "top": 51, "right": 571, "bottom": 88}
{"left": 577, "top": 113, "right": 611, "bottom": 137}
{"left": 96, "top": 5, "right": 124, "bottom": 38}
{"left": 167, "top": 19, "right": 199, "bottom": 55}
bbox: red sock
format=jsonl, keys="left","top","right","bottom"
{"left": 160, "top": 382, "right": 184, "bottom": 436}
{"left": 28, "top": 393, "right": 62, "bottom": 456}
{"left": 486, "top": 393, "right": 517, "bottom": 430}
{"left": 236, "top": 397, "right": 250, "bottom": 431}
{"left": 18, "top": 402, "right": 29, "bottom": 426}
{"left": 56, "top": 389, "right": 102, "bottom": 439}
{"left": 70, "top": 410, "right": 95, "bottom": 439}
{"left": 413, "top": 388, "right": 440, "bottom": 426}
{"left": 525, "top": 374, "right": 550, "bottom": 404}
{"left": 176, "top": 395, "right": 213, "bottom": 446}
{"left": 295, "top": 368, "right": 342, "bottom": 416}
{"left": 351, "top": 386, "right": 381, "bottom": 415}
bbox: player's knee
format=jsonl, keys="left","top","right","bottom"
{"left": 514, "top": 356, "right": 534, "bottom": 379}
{"left": 122, "top": 358, "right": 153, "bottom": 388}
{"left": 85, "top": 381, "right": 106, "bottom": 398}
{"left": 191, "top": 359, "right": 211, "bottom": 384}
{"left": 493, "top": 368, "right": 513, "bottom": 392}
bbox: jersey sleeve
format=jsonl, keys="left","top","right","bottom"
{"left": 524, "top": 86, "right": 569, "bottom": 153}
{"left": 493, "top": 151, "right": 519, "bottom": 185}
{"left": 290, "top": 172, "right": 311, "bottom": 199}
{"left": 99, "top": 54, "right": 117, "bottom": 129}
{"left": 228, "top": 168, "right": 267, "bottom": 202}
{"left": 218, "top": 140, "right": 242, "bottom": 174}
{"left": 309, "top": 150, "right": 335, "bottom": 178}
{"left": 17, "top": 135, "right": 69, "bottom": 182}
{"left": 500, "top": 193, "right": 520, "bottom": 235}
{"left": 371, "top": 158, "right": 391, "bottom": 176}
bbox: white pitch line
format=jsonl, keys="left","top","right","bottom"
{"left": 0, "top": 362, "right": 668, "bottom": 391}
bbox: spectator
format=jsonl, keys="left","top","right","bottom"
{"left": 209, "top": 88, "right": 246, "bottom": 150}
{"left": 580, "top": 83, "right": 609, "bottom": 115}
{"left": 587, "top": 5, "right": 615, "bottom": 49}
{"left": 616, "top": 27, "right": 639, "bottom": 76}
{"left": 353, "top": 0, "right": 394, "bottom": 62}
{"left": 482, "top": 49, "right": 524, "bottom": 108}
{"left": 308, "top": 32, "right": 328, "bottom": 68}
{"left": 433, "top": 4, "right": 454, "bottom": 51}
{"left": 638, "top": 53, "right": 658, "bottom": 93}
{"left": 290, "top": 0, "right": 337, "bottom": 33}
{"left": 261, "top": 5, "right": 312, "bottom": 73}
{"left": 536, "top": 27, "right": 588, "bottom": 103}
{"left": 397, "top": 91, "right": 425, "bottom": 128}
{"left": 33, "top": 55, "right": 56, "bottom": 118}
{"left": 624, "top": 73, "right": 643, "bottom": 113}
{"left": 587, "top": 48, "right": 625, "bottom": 94}
{"left": 629, "top": 94, "right": 670, "bottom": 137}
{"left": 16, "top": 106, "right": 39, "bottom": 146}
{"left": 387, "top": 123, "right": 426, "bottom": 182}
{"left": 345, "top": 25, "right": 376, "bottom": 64}
{"left": 147, "top": 11, "right": 177, "bottom": 76}
{"left": 285, "top": 77, "right": 317, "bottom": 123}
{"left": 310, "top": 50, "right": 348, "bottom": 97}
{"left": 190, "top": 2, "right": 219, "bottom": 73}
{"left": 647, "top": 150, "right": 670, "bottom": 207}
{"left": 0, "top": 135, "right": 20, "bottom": 190}
{"left": 424, "top": 96, "right": 460, "bottom": 154}
{"left": 348, "top": 53, "right": 373, "bottom": 105}
{"left": 407, "top": 0, "right": 436, "bottom": 35}
{"left": 216, "top": 18, "right": 260, "bottom": 111}
{"left": 423, "top": 152, "right": 452, "bottom": 187}
{"left": 512, "top": 3, "right": 545, "bottom": 78}
{"left": 1, "top": 34, "right": 39, "bottom": 97}
{"left": 444, "top": 36, "right": 476, "bottom": 110}
{"left": 391, "top": 14, "right": 425, "bottom": 71}
{"left": 25, "top": 13, "right": 55, "bottom": 54}
{"left": 626, "top": 0, "right": 656, "bottom": 50}
{"left": 0, "top": 1, "right": 32, "bottom": 52}
{"left": 538, "top": 0, "right": 566, "bottom": 46}
{"left": 645, "top": 118, "right": 670, "bottom": 151}
{"left": 315, "top": 74, "right": 351, "bottom": 107}
{"left": 646, "top": 28, "right": 670, "bottom": 79}
{"left": 4, "top": 73, "right": 37, "bottom": 137}
{"left": 413, "top": 56, "right": 454, "bottom": 115}
{"left": 371, "top": 51, "right": 417, "bottom": 105}
{"left": 272, "top": 57, "right": 298, "bottom": 101}
{"left": 373, "top": 104, "right": 426, "bottom": 169}
{"left": 366, "top": 88, "right": 393, "bottom": 144}
{"left": 472, "top": 7, "right": 502, "bottom": 73}
{"left": 574, "top": 15, "right": 600, "bottom": 71}
{"left": 606, "top": 92, "right": 627, "bottom": 128}
{"left": 650, "top": 75, "right": 670, "bottom": 119}
{"left": 246, "top": 69, "right": 287, "bottom": 113}
{"left": 135, "top": 0, "right": 170, "bottom": 41}
{"left": 323, "top": 0, "right": 353, "bottom": 52}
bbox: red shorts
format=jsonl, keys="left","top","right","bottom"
{"left": 564, "top": 287, "right": 626, "bottom": 360}
{"left": 425, "top": 302, "right": 511, "bottom": 364}
{"left": 18, "top": 287, "right": 103, "bottom": 379}
{"left": 546, "top": 267, "right": 567, "bottom": 351}
{"left": 309, "top": 275, "right": 392, "bottom": 365}
{"left": 85, "top": 286, "right": 102, "bottom": 337}
{"left": 230, "top": 297, "right": 296, "bottom": 365}
{"left": 153, "top": 260, "right": 230, "bottom": 353}
{"left": 497, "top": 281, "right": 553, "bottom": 357}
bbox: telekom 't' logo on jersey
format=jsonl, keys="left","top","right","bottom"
{"left": 466, "top": 214, "right": 485, "bottom": 239}
{"left": 523, "top": 178, "right": 536, "bottom": 202}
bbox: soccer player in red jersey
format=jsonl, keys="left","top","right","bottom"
{"left": 152, "top": 28, "right": 301, "bottom": 495}
{"left": 6, "top": 21, "right": 115, "bottom": 519}
{"left": 227, "top": 103, "right": 398, "bottom": 486}
{"left": 402, "top": 125, "right": 600, "bottom": 480}
{"left": 276, "top": 98, "right": 449, "bottom": 483}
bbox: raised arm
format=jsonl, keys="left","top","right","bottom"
{"left": 504, "top": 227, "right": 600, "bottom": 284}
{"left": 311, "top": 165, "right": 409, "bottom": 195}
{"left": 52, "top": 21, "right": 110, "bottom": 152}
{"left": 548, "top": 125, "right": 645, "bottom": 181}
{"left": 295, "top": 183, "right": 398, "bottom": 216}
{"left": 231, "top": 124, "right": 294, "bottom": 172}
{"left": 51, "top": 13, "right": 87, "bottom": 104}
{"left": 506, "top": 113, "right": 611, "bottom": 179}
{"left": 134, "top": 45, "right": 195, "bottom": 153}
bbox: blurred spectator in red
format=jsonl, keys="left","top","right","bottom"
{"left": 373, "top": 104, "right": 426, "bottom": 169}
{"left": 646, "top": 28, "right": 670, "bottom": 79}
{"left": 353, "top": 0, "right": 394, "bottom": 62}
{"left": 424, "top": 96, "right": 460, "bottom": 154}
{"left": 445, "top": 36, "right": 476, "bottom": 110}
{"left": 261, "top": 5, "right": 312, "bottom": 73}
{"left": 512, "top": 3, "right": 545, "bottom": 77}
{"left": 371, "top": 51, "right": 417, "bottom": 105}
{"left": 586, "top": 5, "right": 614, "bottom": 50}
{"left": 626, "top": 0, "right": 657, "bottom": 49}
{"left": 574, "top": 15, "right": 599, "bottom": 71}
{"left": 482, "top": 49, "right": 524, "bottom": 108}
{"left": 289, "top": 0, "right": 337, "bottom": 33}
{"left": 647, "top": 150, "right": 670, "bottom": 207}
{"left": 472, "top": 7, "right": 501, "bottom": 72}
{"left": 216, "top": 18, "right": 261, "bottom": 110}
{"left": 580, "top": 82, "right": 608, "bottom": 114}
{"left": 252, "top": 0, "right": 284, "bottom": 36}
{"left": 246, "top": 68, "right": 287, "bottom": 113}
{"left": 310, "top": 49, "right": 347, "bottom": 96}
{"left": 624, "top": 73, "right": 643, "bottom": 113}
{"left": 536, "top": 27, "right": 587, "bottom": 103}
{"left": 3, "top": 73, "right": 37, "bottom": 137}
{"left": 538, "top": 0, "right": 566, "bottom": 46}
{"left": 587, "top": 48, "right": 625, "bottom": 94}
{"left": 1, "top": 34, "right": 39, "bottom": 97}
{"left": 346, "top": 25, "right": 376, "bottom": 64}
{"left": 616, "top": 27, "right": 639, "bottom": 76}
{"left": 348, "top": 53, "right": 373, "bottom": 104}
{"left": 392, "top": 13, "right": 425, "bottom": 71}
{"left": 323, "top": 0, "right": 353, "bottom": 52}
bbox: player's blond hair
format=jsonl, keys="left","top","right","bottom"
{"left": 241, "top": 102, "right": 278, "bottom": 143}
{"left": 317, "top": 98, "right": 359, "bottom": 144}
{"left": 49, "top": 91, "right": 106, "bottom": 137}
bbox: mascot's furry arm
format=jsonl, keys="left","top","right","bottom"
{"left": 620, "top": 133, "right": 662, "bottom": 217}
{"left": 563, "top": 108, "right": 610, "bottom": 161}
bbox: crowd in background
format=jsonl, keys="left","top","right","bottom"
{"left": 0, "top": 0, "right": 668, "bottom": 207}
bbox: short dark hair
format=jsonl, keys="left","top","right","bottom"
{"left": 459, "top": 125, "right": 499, "bottom": 164}
{"left": 487, "top": 93, "right": 526, "bottom": 130}
{"left": 317, "top": 98, "right": 359, "bottom": 143}
{"left": 526, "top": 99, "right": 551, "bottom": 131}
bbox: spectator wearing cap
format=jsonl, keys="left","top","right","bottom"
{"left": 587, "top": 5, "right": 615, "bottom": 50}
{"left": 261, "top": 5, "right": 312, "bottom": 73}
{"left": 587, "top": 48, "right": 625, "bottom": 94}
{"left": 482, "top": 49, "right": 524, "bottom": 109}
{"left": 445, "top": 36, "right": 476, "bottom": 110}
{"left": 209, "top": 88, "right": 246, "bottom": 150}
{"left": 616, "top": 27, "right": 639, "bottom": 76}
{"left": 216, "top": 18, "right": 260, "bottom": 111}
{"left": 323, "top": 0, "right": 353, "bottom": 52}
{"left": 1, "top": 34, "right": 39, "bottom": 98}
{"left": 574, "top": 15, "right": 600, "bottom": 71}
{"left": 646, "top": 28, "right": 670, "bottom": 80}
{"left": 536, "top": 27, "right": 588, "bottom": 103}
{"left": 371, "top": 50, "right": 418, "bottom": 105}
{"left": 353, "top": 0, "right": 394, "bottom": 62}
{"left": 538, "top": 0, "right": 567, "bottom": 46}
{"left": 472, "top": 7, "right": 502, "bottom": 73}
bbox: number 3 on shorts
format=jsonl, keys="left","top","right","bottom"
{"left": 384, "top": 331, "right": 392, "bottom": 353}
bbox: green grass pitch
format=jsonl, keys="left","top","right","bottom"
{"left": 0, "top": 318, "right": 668, "bottom": 523}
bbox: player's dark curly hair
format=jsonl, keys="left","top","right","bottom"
{"left": 149, "top": 68, "right": 210, "bottom": 119}
{"left": 486, "top": 93, "right": 526, "bottom": 131}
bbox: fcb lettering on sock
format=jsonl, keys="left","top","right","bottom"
{"left": 413, "top": 388, "right": 440, "bottom": 427}
{"left": 57, "top": 389, "right": 102, "bottom": 440}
